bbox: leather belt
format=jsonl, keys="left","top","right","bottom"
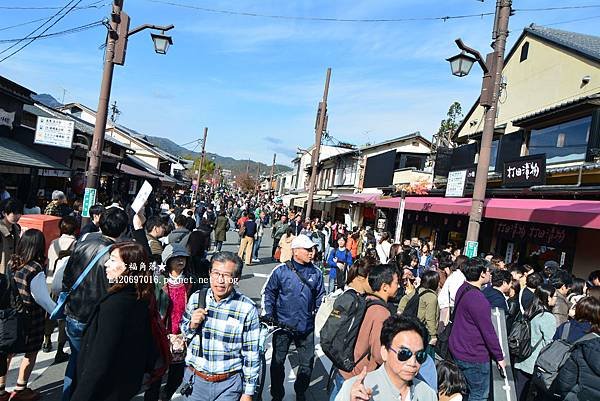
{"left": 188, "top": 366, "right": 240, "bottom": 382}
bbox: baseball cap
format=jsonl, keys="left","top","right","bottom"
{"left": 291, "top": 235, "right": 316, "bottom": 249}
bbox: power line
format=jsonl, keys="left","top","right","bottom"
{"left": 0, "top": 1, "right": 107, "bottom": 10}
{"left": 0, "top": 21, "right": 104, "bottom": 44}
{"left": 0, "top": 0, "right": 78, "bottom": 55}
{"left": 539, "top": 14, "right": 600, "bottom": 26}
{"left": 0, "top": 0, "right": 86, "bottom": 63}
{"left": 0, "top": 17, "right": 50, "bottom": 32}
{"left": 147, "top": 0, "right": 600, "bottom": 23}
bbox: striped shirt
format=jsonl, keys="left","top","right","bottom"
{"left": 180, "top": 288, "right": 260, "bottom": 395}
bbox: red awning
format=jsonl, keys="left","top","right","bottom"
{"left": 339, "top": 193, "right": 381, "bottom": 204}
{"left": 376, "top": 196, "right": 600, "bottom": 230}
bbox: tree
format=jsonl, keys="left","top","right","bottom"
{"left": 436, "top": 101, "right": 463, "bottom": 146}
{"left": 235, "top": 173, "right": 258, "bottom": 192}
{"left": 184, "top": 156, "right": 216, "bottom": 182}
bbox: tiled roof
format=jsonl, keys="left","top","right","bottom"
{"left": 526, "top": 24, "right": 600, "bottom": 62}
{"left": 0, "top": 137, "right": 70, "bottom": 170}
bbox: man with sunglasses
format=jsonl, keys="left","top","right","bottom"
{"left": 262, "top": 234, "right": 325, "bottom": 401}
{"left": 334, "top": 315, "right": 437, "bottom": 401}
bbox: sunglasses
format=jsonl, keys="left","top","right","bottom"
{"left": 388, "top": 346, "right": 427, "bottom": 364}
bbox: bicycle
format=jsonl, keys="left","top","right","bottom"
{"left": 255, "top": 316, "right": 297, "bottom": 401}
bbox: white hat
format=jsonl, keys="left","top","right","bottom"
{"left": 291, "top": 235, "right": 316, "bottom": 249}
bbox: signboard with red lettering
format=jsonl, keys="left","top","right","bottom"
{"left": 502, "top": 154, "right": 546, "bottom": 188}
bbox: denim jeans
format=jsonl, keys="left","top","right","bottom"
{"left": 455, "top": 359, "right": 491, "bottom": 401}
{"left": 63, "top": 316, "right": 87, "bottom": 401}
{"left": 328, "top": 371, "right": 345, "bottom": 401}
{"left": 253, "top": 235, "right": 263, "bottom": 259}
{"left": 327, "top": 275, "right": 337, "bottom": 294}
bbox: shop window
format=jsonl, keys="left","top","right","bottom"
{"left": 528, "top": 116, "right": 592, "bottom": 164}
{"left": 520, "top": 42, "right": 529, "bottom": 62}
{"left": 489, "top": 139, "right": 499, "bottom": 171}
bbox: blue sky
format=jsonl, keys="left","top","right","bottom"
{"left": 1, "top": 1, "right": 599, "bottom": 166}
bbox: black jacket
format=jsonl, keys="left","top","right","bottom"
{"left": 72, "top": 287, "right": 155, "bottom": 401}
{"left": 62, "top": 233, "right": 114, "bottom": 324}
{"left": 555, "top": 334, "right": 600, "bottom": 400}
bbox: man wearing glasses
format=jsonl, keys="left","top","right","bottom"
{"left": 262, "top": 234, "right": 325, "bottom": 401}
{"left": 335, "top": 315, "right": 437, "bottom": 401}
{"left": 179, "top": 251, "right": 260, "bottom": 401}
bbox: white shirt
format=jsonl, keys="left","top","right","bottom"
{"left": 438, "top": 270, "right": 466, "bottom": 309}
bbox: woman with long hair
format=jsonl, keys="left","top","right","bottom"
{"left": 555, "top": 296, "right": 600, "bottom": 400}
{"left": 71, "top": 242, "right": 158, "bottom": 401}
{"left": 0, "top": 229, "right": 55, "bottom": 401}
{"left": 513, "top": 284, "right": 557, "bottom": 401}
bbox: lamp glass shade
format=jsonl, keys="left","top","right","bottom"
{"left": 446, "top": 52, "right": 477, "bottom": 77}
{"left": 151, "top": 33, "right": 173, "bottom": 55}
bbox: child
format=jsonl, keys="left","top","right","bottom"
{"left": 437, "top": 360, "right": 468, "bottom": 401}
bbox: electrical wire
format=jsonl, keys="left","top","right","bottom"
{"left": 0, "top": 1, "right": 107, "bottom": 10}
{"left": 147, "top": 0, "right": 600, "bottom": 23}
{"left": 539, "top": 15, "right": 600, "bottom": 26}
{"left": 0, "top": 0, "right": 78, "bottom": 55}
{"left": 0, "top": 1, "right": 107, "bottom": 32}
{"left": 0, "top": 0, "right": 86, "bottom": 63}
{"left": 0, "top": 21, "right": 104, "bottom": 43}
{"left": 0, "top": 17, "right": 50, "bottom": 32}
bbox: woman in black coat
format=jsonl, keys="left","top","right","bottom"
{"left": 71, "top": 242, "right": 158, "bottom": 401}
{"left": 554, "top": 296, "right": 600, "bottom": 401}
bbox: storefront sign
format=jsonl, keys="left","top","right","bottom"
{"left": 502, "top": 154, "right": 546, "bottom": 188}
{"left": 82, "top": 187, "right": 97, "bottom": 218}
{"left": 34, "top": 116, "right": 75, "bottom": 149}
{"left": 0, "top": 108, "right": 15, "bottom": 128}
{"left": 496, "top": 220, "right": 573, "bottom": 248}
{"left": 39, "top": 169, "right": 71, "bottom": 177}
{"left": 445, "top": 170, "right": 467, "bottom": 197}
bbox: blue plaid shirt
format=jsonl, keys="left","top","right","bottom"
{"left": 180, "top": 288, "right": 260, "bottom": 395}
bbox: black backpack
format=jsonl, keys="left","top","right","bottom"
{"left": 320, "top": 290, "right": 387, "bottom": 372}
{"left": 435, "top": 285, "right": 475, "bottom": 360}
{"left": 508, "top": 312, "right": 542, "bottom": 362}
{"left": 0, "top": 274, "right": 26, "bottom": 353}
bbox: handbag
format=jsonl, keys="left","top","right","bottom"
{"left": 274, "top": 247, "right": 282, "bottom": 261}
{"left": 50, "top": 245, "right": 112, "bottom": 320}
{"left": 0, "top": 276, "right": 26, "bottom": 353}
{"left": 168, "top": 333, "right": 187, "bottom": 363}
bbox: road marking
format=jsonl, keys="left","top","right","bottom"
{"left": 253, "top": 273, "right": 270, "bottom": 278}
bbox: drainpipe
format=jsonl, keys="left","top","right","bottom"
{"left": 530, "top": 163, "right": 585, "bottom": 191}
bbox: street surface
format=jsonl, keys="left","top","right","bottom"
{"left": 14, "top": 228, "right": 331, "bottom": 401}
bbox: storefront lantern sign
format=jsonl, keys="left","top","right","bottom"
{"left": 502, "top": 154, "right": 546, "bottom": 188}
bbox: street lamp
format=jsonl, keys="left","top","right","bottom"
{"left": 151, "top": 31, "right": 173, "bottom": 54}
{"left": 446, "top": 52, "right": 477, "bottom": 77}
{"left": 446, "top": 0, "right": 512, "bottom": 258}
{"left": 82, "top": 0, "right": 174, "bottom": 228}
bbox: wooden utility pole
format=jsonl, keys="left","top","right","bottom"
{"left": 269, "top": 153, "right": 276, "bottom": 197}
{"left": 464, "top": 0, "right": 512, "bottom": 254}
{"left": 193, "top": 127, "right": 208, "bottom": 204}
{"left": 305, "top": 68, "right": 331, "bottom": 220}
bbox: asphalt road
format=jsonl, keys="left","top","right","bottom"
{"left": 19, "top": 228, "right": 332, "bottom": 401}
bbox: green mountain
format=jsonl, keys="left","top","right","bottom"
{"left": 144, "top": 135, "right": 292, "bottom": 176}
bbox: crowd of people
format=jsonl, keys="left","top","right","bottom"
{"left": 0, "top": 183, "right": 598, "bottom": 401}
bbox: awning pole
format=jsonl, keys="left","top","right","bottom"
{"left": 394, "top": 190, "right": 406, "bottom": 244}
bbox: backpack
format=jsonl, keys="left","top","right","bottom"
{"left": 532, "top": 324, "right": 597, "bottom": 397}
{"left": 401, "top": 289, "right": 434, "bottom": 318}
{"left": 507, "top": 311, "right": 542, "bottom": 362}
{"left": 315, "top": 288, "right": 345, "bottom": 337}
{"left": 0, "top": 274, "right": 26, "bottom": 353}
{"left": 320, "top": 290, "right": 387, "bottom": 372}
{"left": 435, "top": 285, "right": 475, "bottom": 361}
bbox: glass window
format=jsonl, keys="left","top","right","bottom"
{"left": 334, "top": 160, "right": 356, "bottom": 186}
{"left": 489, "top": 139, "right": 499, "bottom": 171}
{"left": 528, "top": 116, "right": 592, "bottom": 164}
{"left": 405, "top": 155, "right": 425, "bottom": 170}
